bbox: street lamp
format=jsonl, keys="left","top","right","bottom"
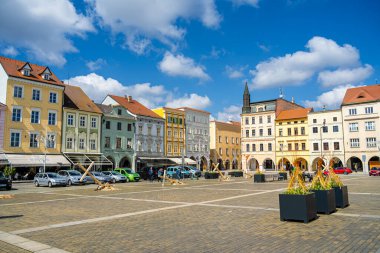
{"left": 38, "top": 129, "right": 55, "bottom": 173}
{"left": 320, "top": 119, "right": 326, "bottom": 170}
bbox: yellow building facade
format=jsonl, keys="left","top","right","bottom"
{"left": 275, "top": 108, "right": 312, "bottom": 171}
{"left": 152, "top": 107, "right": 185, "bottom": 157}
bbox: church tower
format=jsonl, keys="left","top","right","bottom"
{"left": 242, "top": 82, "right": 251, "bottom": 113}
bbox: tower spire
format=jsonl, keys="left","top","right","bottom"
{"left": 242, "top": 81, "right": 251, "bottom": 113}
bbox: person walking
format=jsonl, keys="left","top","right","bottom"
{"left": 157, "top": 168, "right": 163, "bottom": 182}
{"left": 148, "top": 167, "right": 154, "bottom": 182}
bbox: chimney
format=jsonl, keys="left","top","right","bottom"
{"left": 127, "top": 95, "right": 132, "bottom": 102}
{"left": 291, "top": 97, "right": 294, "bottom": 103}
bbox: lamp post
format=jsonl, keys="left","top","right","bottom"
{"left": 39, "top": 128, "right": 54, "bottom": 173}
{"left": 320, "top": 119, "right": 326, "bottom": 170}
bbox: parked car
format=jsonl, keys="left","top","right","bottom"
{"left": 182, "top": 165, "right": 201, "bottom": 178}
{"left": 58, "top": 170, "right": 87, "bottom": 186}
{"left": 0, "top": 171, "right": 12, "bottom": 190}
{"left": 369, "top": 167, "right": 380, "bottom": 176}
{"left": 34, "top": 173, "right": 67, "bottom": 187}
{"left": 114, "top": 168, "right": 140, "bottom": 182}
{"left": 137, "top": 166, "right": 160, "bottom": 180}
{"left": 86, "top": 171, "right": 113, "bottom": 184}
{"left": 324, "top": 167, "right": 352, "bottom": 175}
{"left": 166, "top": 166, "right": 184, "bottom": 179}
{"left": 102, "top": 171, "right": 127, "bottom": 183}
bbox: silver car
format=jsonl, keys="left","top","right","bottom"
{"left": 58, "top": 170, "right": 87, "bottom": 186}
{"left": 86, "top": 171, "right": 113, "bottom": 184}
{"left": 102, "top": 171, "right": 127, "bottom": 183}
{"left": 34, "top": 173, "right": 67, "bottom": 187}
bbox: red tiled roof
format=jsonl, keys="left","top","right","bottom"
{"left": 276, "top": 108, "right": 313, "bottom": 120}
{"left": 109, "top": 95, "right": 162, "bottom": 119}
{"left": 0, "top": 56, "right": 64, "bottom": 87}
{"left": 176, "top": 107, "right": 211, "bottom": 114}
{"left": 64, "top": 85, "right": 102, "bottom": 114}
{"left": 342, "top": 84, "right": 380, "bottom": 105}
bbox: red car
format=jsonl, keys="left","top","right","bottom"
{"left": 369, "top": 167, "right": 380, "bottom": 176}
{"left": 323, "top": 167, "right": 352, "bottom": 175}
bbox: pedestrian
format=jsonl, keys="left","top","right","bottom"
{"left": 354, "top": 163, "right": 358, "bottom": 173}
{"left": 176, "top": 168, "right": 181, "bottom": 180}
{"left": 148, "top": 167, "right": 154, "bottom": 182}
{"left": 157, "top": 168, "right": 163, "bottom": 182}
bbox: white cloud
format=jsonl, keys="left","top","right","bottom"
{"left": 250, "top": 36, "right": 371, "bottom": 89}
{"left": 230, "top": 0, "right": 260, "bottom": 7}
{"left": 92, "top": 0, "right": 221, "bottom": 54}
{"left": 165, "top": 94, "right": 211, "bottom": 109}
{"left": 317, "top": 65, "right": 373, "bottom": 87}
{"left": 86, "top": 58, "right": 107, "bottom": 71}
{"left": 225, "top": 65, "right": 247, "bottom": 79}
{"left": 0, "top": 0, "right": 94, "bottom": 66}
{"left": 303, "top": 84, "right": 356, "bottom": 110}
{"left": 258, "top": 44, "right": 270, "bottom": 52}
{"left": 159, "top": 51, "right": 210, "bottom": 80}
{"left": 201, "top": 46, "right": 226, "bottom": 60}
{"left": 1, "top": 46, "right": 18, "bottom": 57}
{"left": 216, "top": 105, "right": 241, "bottom": 122}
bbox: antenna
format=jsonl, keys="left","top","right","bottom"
{"left": 279, "top": 87, "right": 283, "bottom": 98}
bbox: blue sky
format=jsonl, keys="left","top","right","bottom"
{"left": 0, "top": 0, "right": 379, "bottom": 121}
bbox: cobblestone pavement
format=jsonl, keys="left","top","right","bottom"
{"left": 0, "top": 174, "right": 379, "bottom": 253}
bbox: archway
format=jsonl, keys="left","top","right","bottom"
{"left": 347, "top": 156, "right": 363, "bottom": 171}
{"left": 311, "top": 157, "right": 325, "bottom": 171}
{"left": 277, "top": 157, "right": 291, "bottom": 171}
{"left": 232, "top": 158, "right": 238, "bottom": 170}
{"left": 104, "top": 156, "right": 115, "bottom": 170}
{"left": 217, "top": 158, "right": 224, "bottom": 170}
{"left": 209, "top": 159, "right": 214, "bottom": 170}
{"left": 225, "top": 159, "right": 230, "bottom": 170}
{"left": 119, "top": 156, "right": 131, "bottom": 168}
{"left": 329, "top": 157, "right": 343, "bottom": 168}
{"left": 368, "top": 156, "right": 380, "bottom": 170}
{"left": 200, "top": 156, "right": 207, "bottom": 171}
{"left": 247, "top": 158, "right": 259, "bottom": 171}
{"left": 263, "top": 158, "right": 274, "bottom": 170}
{"left": 190, "top": 156, "right": 196, "bottom": 162}
{"left": 294, "top": 157, "right": 308, "bottom": 171}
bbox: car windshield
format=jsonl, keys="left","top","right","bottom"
{"left": 92, "top": 172, "right": 101, "bottom": 176}
{"left": 68, "top": 171, "right": 81, "bottom": 176}
{"left": 126, "top": 169, "right": 133, "bottom": 173}
{"left": 47, "top": 173, "right": 59, "bottom": 178}
{"left": 112, "top": 171, "right": 122, "bottom": 175}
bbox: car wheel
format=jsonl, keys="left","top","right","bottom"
{"left": 112, "top": 178, "right": 116, "bottom": 184}
{"left": 35, "top": 181, "right": 39, "bottom": 187}
{"left": 126, "top": 177, "right": 130, "bottom": 183}
{"left": 68, "top": 180, "right": 72, "bottom": 186}
{"left": 48, "top": 181, "right": 52, "bottom": 188}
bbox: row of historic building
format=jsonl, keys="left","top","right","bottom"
{"left": 0, "top": 56, "right": 229, "bottom": 174}
{"left": 241, "top": 83, "right": 380, "bottom": 174}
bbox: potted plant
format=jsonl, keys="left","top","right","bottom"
{"left": 279, "top": 166, "right": 317, "bottom": 223}
{"left": 309, "top": 168, "right": 336, "bottom": 214}
{"left": 253, "top": 169, "right": 265, "bottom": 183}
{"left": 326, "top": 168, "right": 349, "bottom": 208}
{"left": 204, "top": 171, "right": 219, "bottom": 179}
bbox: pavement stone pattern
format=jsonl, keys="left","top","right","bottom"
{"left": 0, "top": 174, "right": 379, "bottom": 253}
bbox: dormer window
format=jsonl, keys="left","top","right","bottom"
{"left": 23, "top": 69, "right": 30, "bottom": 76}
{"left": 19, "top": 62, "right": 32, "bottom": 76}
{"left": 43, "top": 73, "right": 50, "bottom": 80}
{"left": 40, "top": 67, "right": 52, "bottom": 81}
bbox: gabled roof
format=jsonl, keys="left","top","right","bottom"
{"left": 0, "top": 102, "right": 6, "bottom": 108}
{"left": 64, "top": 85, "right": 102, "bottom": 114}
{"left": 342, "top": 84, "right": 380, "bottom": 105}
{"left": 276, "top": 108, "right": 313, "bottom": 121}
{"left": 40, "top": 66, "right": 52, "bottom": 75}
{"left": 95, "top": 103, "right": 113, "bottom": 114}
{"left": 109, "top": 95, "right": 162, "bottom": 119}
{"left": 0, "top": 56, "right": 64, "bottom": 87}
{"left": 176, "top": 107, "right": 211, "bottom": 114}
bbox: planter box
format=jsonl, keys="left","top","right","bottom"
{"left": 279, "top": 172, "right": 287, "bottom": 180}
{"left": 228, "top": 171, "right": 243, "bottom": 177}
{"left": 204, "top": 172, "right": 219, "bottom": 179}
{"left": 254, "top": 174, "right": 265, "bottom": 183}
{"left": 312, "top": 189, "right": 336, "bottom": 214}
{"left": 334, "top": 186, "right": 349, "bottom": 208}
{"left": 279, "top": 193, "right": 317, "bottom": 223}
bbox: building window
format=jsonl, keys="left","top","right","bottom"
{"left": 48, "top": 111, "right": 56, "bottom": 125}
{"left": 225, "top": 136, "right": 229, "bottom": 144}
{"left": 157, "top": 127, "right": 161, "bottom": 136}
{"left": 323, "top": 142, "right": 329, "bottom": 151}
{"left": 23, "top": 69, "right": 30, "bottom": 76}
{"left": 49, "top": 92, "right": 57, "bottom": 103}
{"left": 43, "top": 73, "right": 50, "bottom": 80}
{"left": 367, "top": 138, "right": 377, "bottom": 148}
{"left": 294, "top": 127, "right": 298, "bottom": 135}
{"left": 128, "top": 123, "right": 132, "bottom": 131}
{"left": 365, "top": 121, "right": 375, "bottom": 131}
{"left": 117, "top": 122, "right": 122, "bottom": 131}
{"left": 313, "top": 119, "right": 317, "bottom": 123}
{"left": 174, "top": 130, "right": 178, "bottom": 138}
{"left": 259, "top": 129, "right": 263, "bottom": 136}
{"left": 295, "top": 143, "right": 299, "bottom": 151}
{"left": 333, "top": 117, "right": 337, "bottom": 122}
{"left": 259, "top": 116, "right": 263, "bottom": 124}
{"left": 46, "top": 134, "right": 56, "bottom": 148}
{"left": 32, "top": 89, "right": 40, "bottom": 101}
{"left": 245, "top": 130, "right": 249, "bottom": 138}
{"left": 10, "top": 131, "right": 21, "bottom": 147}
{"left": 245, "top": 117, "right": 249, "bottom": 125}
{"left": 267, "top": 115, "right": 271, "bottom": 123}
{"left": 226, "top": 148, "right": 229, "bottom": 156}
{"left": 268, "top": 143, "right": 272, "bottom": 151}
{"left": 252, "top": 129, "right": 256, "bottom": 137}
{"left": 105, "top": 121, "right": 110, "bottom": 129}
{"left": 301, "top": 143, "right": 306, "bottom": 151}
{"left": 168, "top": 130, "right": 172, "bottom": 137}
{"left": 313, "top": 143, "right": 319, "bottom": 151}
{"left": 349, "top": 108, "right": 357, "bottom": 115}
{"left": 246, "top": 144, "right": 250, "bottom": 152}
{"left": 169, "top": 145, "right": 173, "bottom": 153}
{"left": 127, "top": 138, "right": 132, "bottom": 149}
{"left": 334, "top": 142, "right": 340, "bottom": 151}
{"left": 14, "top": 86, "right": 23, "bottom": 98}
{"left": 252, "top": 144, "right": 256, "bottom": 152}
{"left": 349, "top": 123, "right": 358, "bottom": 132}
{"left": 80, "top": 116, "right": 86, "bottom": 127}
{"left": 148, "top": 126, "right": 152, "bottom": 135}
{"left": 236, "top": 138, "right": 239, "bottom": 144}
{"left": 117, "top": 109, "right": 122, "bottom": 115}
{"left": 90, "top": 139, "right": 96, "bottom": 150}
{"left": 232, "top": 137, "right": 235, "bottom": 144}
{"left": 350, "top": 138, "right": 360, "bottom": 148}
{"left": 31, "top": 110, "right": 40, "bottom": 124}
{"left": 322, "top": 126, "right": 328, "bottom": 133}
{"left": 116, "top": 138, "right": 122, "bottom": 149}
{"left": 279, "top": 129, "right": 283, "bottom": 136}
{"left": 260, "top": 143, "right": 264, "bottom": 151}
{"left": 333, "top": 125, "right": 339, "bottom": 132}
{"left": 312, "top": 127, "right": 318, "bottom": 133}
{"left": 66, "top": 138, "right": 73, "bottom": 149}
{"left": 67, "top": 114, "right": 74, "bottom": 126}
{"left": 288, "top": 143, "right": 292, "bottom": 151}
{"left": 138, "top": 125, "right": 143, "bottom": 133}
{"left": 268, "top": 128, "right": 272, "bottom": 136}
{"left": 12, "top": 107, "right": 22, "bottom": 122}
{"left": 30, "top": 133, "right": 39, "bottom": 148}
{"left": 365, "top": 107, "right": 373, "bottom": 114}
{"left": 79, "top": 139, "right": 85, "bottom": 150}
{"left": 287, "top": 128, "right": 291, "bottom": 136}
{"left": 301, "top": 127, "right": 305, "bottom": 135}
{"left": 91, "top": 117, "right": 97, "bottom": 128}
{"left": 105, "top": 137, "right": 110, "bottom": 148}
{"left": 251, "top": 117, "right": 255, "bottom": 124}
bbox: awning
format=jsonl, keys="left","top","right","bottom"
{"left": 185, "top": 158, "right": 197, "bottom": 165}
{"left": 63, "top": 153, "right": 113, "bottom": 167}
{"left": 137, "top": 157, "right": 176, "bottom": 166}
{"left": 5, "top": 154, "right": 71, "bottom": 167}
{"left": 168, "top": 157, "right": 197, "bottom": 165}
{"left": 0, "top": 153, "right": 9, "bottom": 165}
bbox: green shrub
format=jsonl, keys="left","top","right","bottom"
{"left": 4, "top": 166, "right": 16, "bottom": 177}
